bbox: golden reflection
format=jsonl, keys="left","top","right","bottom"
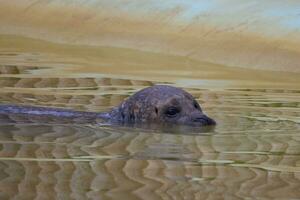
{"left": 0, "top": 122, "right": 299, "bottom": 199}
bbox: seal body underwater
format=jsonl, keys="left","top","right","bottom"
{"left": 0, "top": 85, "right": 216, "bottom": 127}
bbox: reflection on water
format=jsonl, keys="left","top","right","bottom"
{"left": 0, "top": 45, "right": 300, "bottom": 199}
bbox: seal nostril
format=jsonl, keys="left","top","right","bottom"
{"left": 207, "top": 117, "right": 216, "bottom": 125}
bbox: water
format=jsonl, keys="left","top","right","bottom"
{"left": 0, "top": 35, "right": 300, "bottom": 200}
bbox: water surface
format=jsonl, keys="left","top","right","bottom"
{"left": 0, "top": 35, "right": 300, "bottom": 200}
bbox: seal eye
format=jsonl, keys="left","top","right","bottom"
{"left": 193, "top": 101, "right": 201, "bottom": 110}
{"left": 165, "top": 106, "right": 180, "bottom": 117}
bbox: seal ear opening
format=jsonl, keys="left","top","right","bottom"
{"left": 155, "top": 107, "right": 158, "bottom": 115}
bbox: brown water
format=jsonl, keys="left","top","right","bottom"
{"left": 0, "top": 35, "right": 300, "bottom": 200}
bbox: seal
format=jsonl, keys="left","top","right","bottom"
{"left": 107, "top": 85, "right": 215, "bottom": 126}
{"left": 0, "top": 85, "right": 216, "bottom": 127}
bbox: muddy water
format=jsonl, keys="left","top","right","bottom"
{"left": 0, "top": 35, "right": 300, "bottom": 200}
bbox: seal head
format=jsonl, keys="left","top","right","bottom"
{"left": 109, "top": 85, "right": 216, "bottom": 126}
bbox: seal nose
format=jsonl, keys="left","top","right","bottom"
{"left": 192, "top": 113, "right": 216, "bottom": 126}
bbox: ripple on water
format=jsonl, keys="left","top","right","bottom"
{"left": 0, "top": 51, "right": 300, "bottom": 199}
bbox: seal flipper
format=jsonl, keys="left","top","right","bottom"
{"left": 97, "top": 112, "right": 111, "bottom": 120}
